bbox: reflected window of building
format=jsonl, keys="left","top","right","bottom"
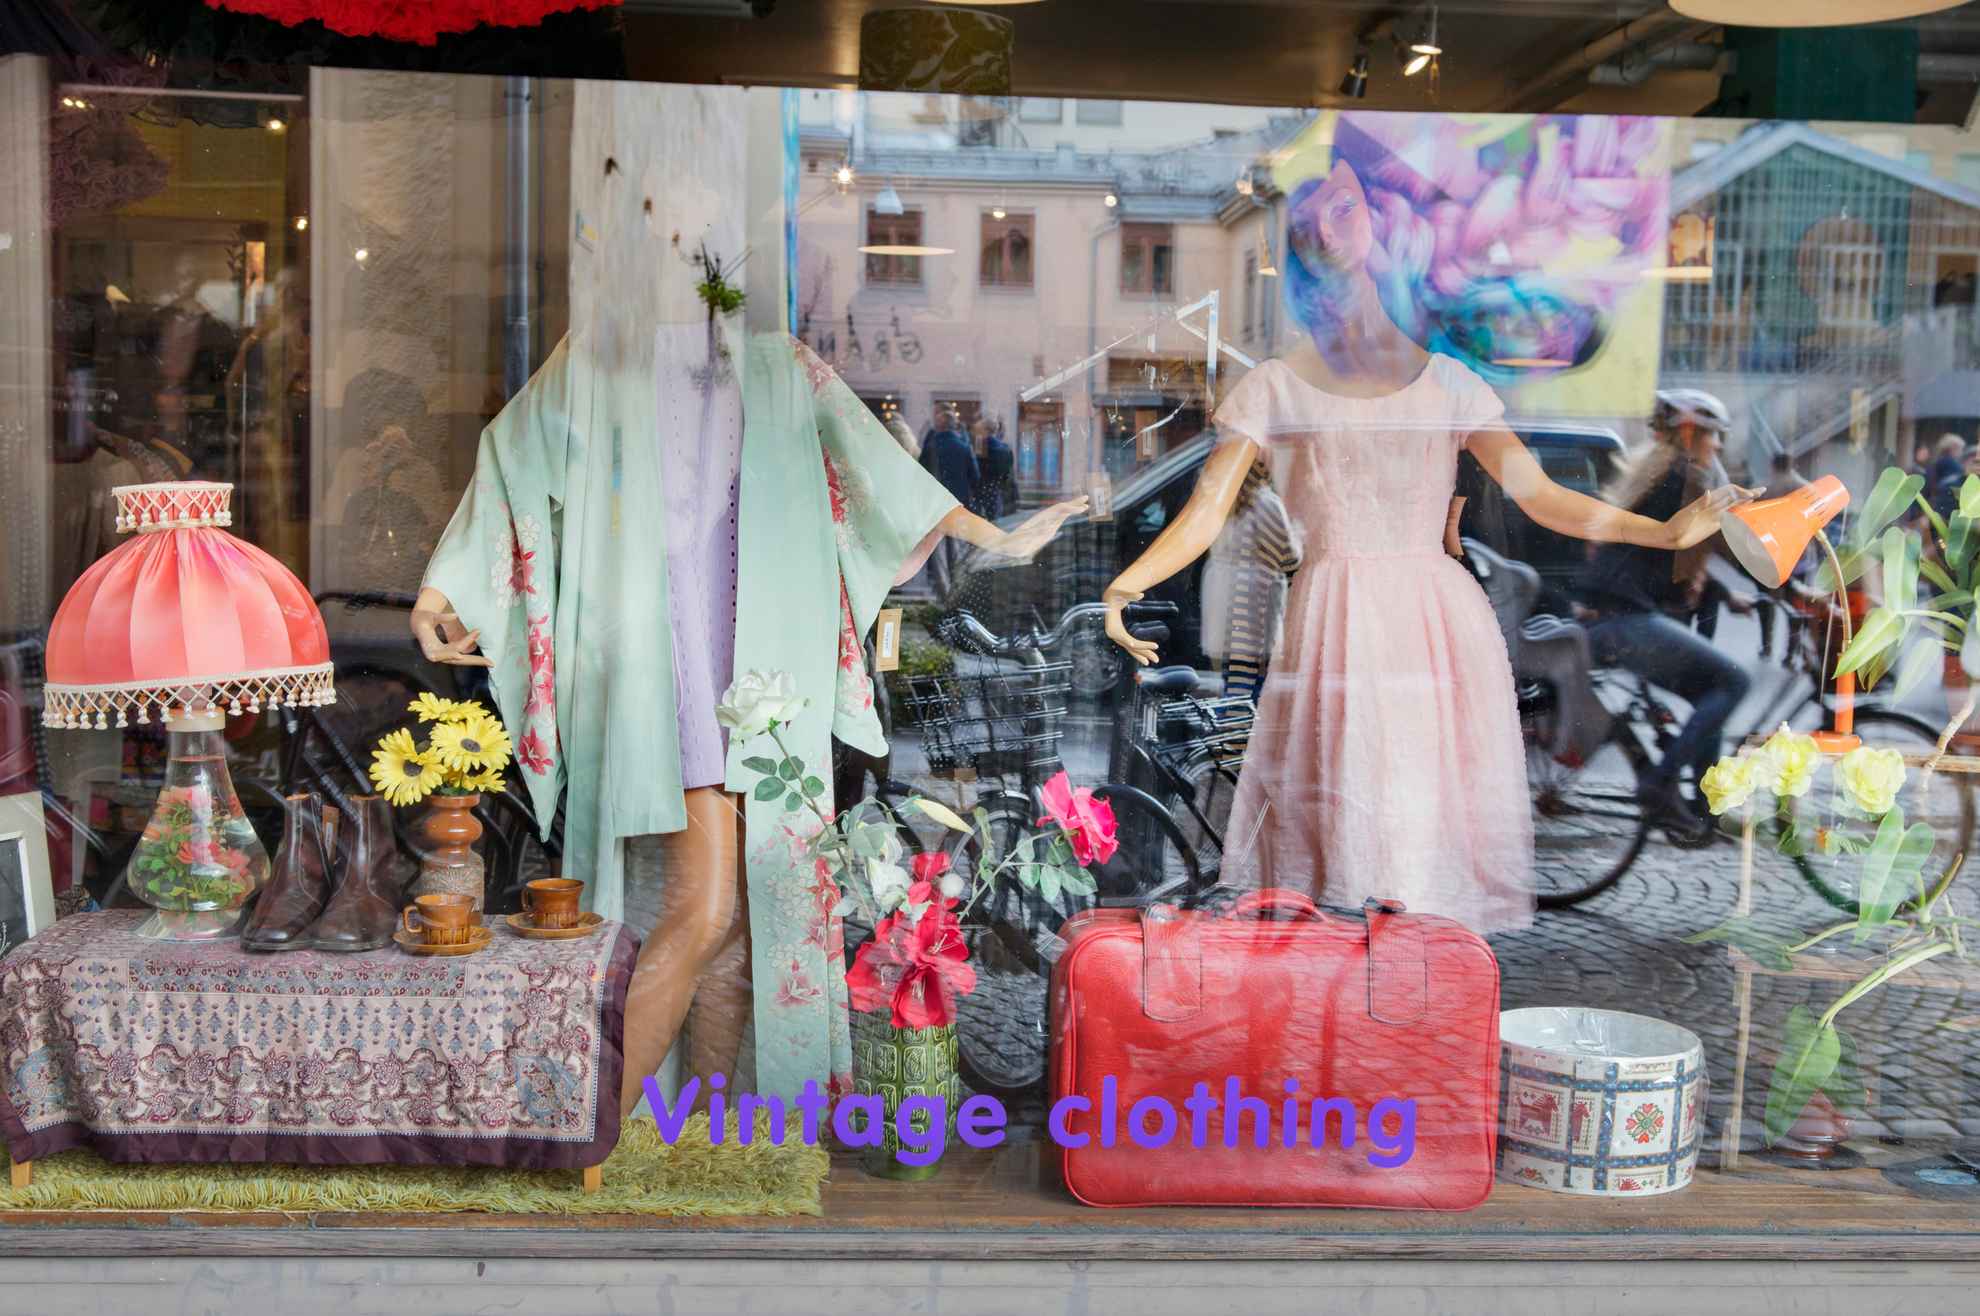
{"left": 980, "top": 211, "right": 1034, "bottom": 288}
{"left": 1076, "top": 99, "right": 1124, "bottom": 126}
{"left": 1017, "top": 399, "right": 1064, "bottom": 492}
{"left": 865, "top": 207, "right": 925, "bottom": 286}
{"left": 1819, "top": 241, "right": 1885, "bottom": 328}
{"left": 1018, "top": 97, "right": 1063, "bottom": 123}
{"left": 1120, "top": 221, "right": 1174, "bottom": 295}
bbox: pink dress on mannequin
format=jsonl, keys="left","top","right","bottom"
{"left": 1215, "top": 353, "right": 1533, "bottom": 933}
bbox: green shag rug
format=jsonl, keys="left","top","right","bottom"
{"left": 0, "top": 1115, "right": 828, "bottom": 1217}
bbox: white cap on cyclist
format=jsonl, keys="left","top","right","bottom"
{"left": 1653, "top": 388, "right": 1732, "bottom": 435}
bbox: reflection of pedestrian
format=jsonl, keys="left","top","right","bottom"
{"left": 919, "top": 407, "right": 978, "bottom": 599}
{"left": 1930, "top": 432, "right": 1969, "bottom": 520}
{"left": 885, "top": 415, "right": 921, "bottom": 459}
{"left": 1202, "top": 462, "right": 1300, "bottom": 703}
{"left": 920, "top": 407, "right": 978, "bottom": 504}
{"left": 969, "top": 415, "right": 1016, "bottom": 520}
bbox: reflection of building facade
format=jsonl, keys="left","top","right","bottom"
{"left": 794, "top": 93, "right": 1306, "bottom": 508}
{"left": 1662, "top": 121, "right": 1980, "bottom": 484}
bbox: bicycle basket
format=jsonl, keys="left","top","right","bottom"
{"left": 903, "top": 662, "right": 1073, "bottom": 783}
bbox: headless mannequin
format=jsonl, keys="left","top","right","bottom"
{"left": 414, "top": 495, "right": 1081, "bottom": 1116}
{"left": 1102, "top": 159, "right": 1751, "bottom": 658}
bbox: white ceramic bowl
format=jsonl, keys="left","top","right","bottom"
{"left": 1497, "top": 1006, "right": 1706, "bottom": 1197}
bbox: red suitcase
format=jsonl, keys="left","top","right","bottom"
{"left": 1049, "top": 889, "right": 1501, "bottom": 1209}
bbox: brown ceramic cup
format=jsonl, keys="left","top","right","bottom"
{"left": 522, "top": 877, "right": 583, "bottom": 929}
{"left": 402, "top": 892, "right": 477, "bottom": 946}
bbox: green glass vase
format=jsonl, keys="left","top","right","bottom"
{"left": 853, "top": 1022, "right": 961, "bottom": 1181}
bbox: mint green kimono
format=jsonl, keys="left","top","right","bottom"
{"left": 425, "top": 329, "right": 954, "bottom": 1098}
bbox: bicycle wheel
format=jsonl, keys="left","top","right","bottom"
{"left": 1089, "top": 782, "right": 1204, "bottom": 904}
{"left": 1786, "top": 711, "right": 1977, "bottom": 917}
{"left": 1158, "top": 746, "right": 1236, "bottom": 889}
{"left": 954, "top": 793, "right": 1066, "bottom": 1103}
{"left": 1526, "top": 707, "right": 1651, "bottom": 909}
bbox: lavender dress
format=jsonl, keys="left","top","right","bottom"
{"left": 657, "top": 321, "right": 743, "bottom": 789}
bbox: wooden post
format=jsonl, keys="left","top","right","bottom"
{"left": 9, "top": 1158, "right": 29, "bottom": 1190}
{"left": 582, "top": 1163, "right": 602, "bottom": 1195}
{"left": 1724, "top": 962, "right": 1753, "bottom": 1173}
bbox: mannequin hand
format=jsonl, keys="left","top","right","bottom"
{"left": 1103, "top": 587, "right": 1161, "bottom": 666}
{"left": 1661, "top": 485, "right": 1759, "bottom": 552}
{"left": 411, "top": 587, "right": 493, "bottom": 668}
{"left": 997, "top": 497, "right": 1089, "bottom": 561}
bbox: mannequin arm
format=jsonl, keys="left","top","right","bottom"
{"left": 938, "top": 497, "right": 1088, "bottom": 561}
{"left": 1465, "top": 425, "right": 1756, "bottom": 552}
{"left": 410, "top": 586, "right": 494, "bottom": 667}
{"left": 1102, "top": 435, "right": 1259, "bottom": 665}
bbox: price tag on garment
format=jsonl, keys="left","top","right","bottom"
{"left": 1089, "top": 472, "right": 1114, "bottom": 523}
{"left": 874, "top": 608, "right": 903, "bottom": 672}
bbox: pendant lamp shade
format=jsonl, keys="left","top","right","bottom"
{"left": 43, "top": 482, "right": 334, "bottom": 729}
{"left": 1669, "top": 0, "right": 1964, "bottom": 24}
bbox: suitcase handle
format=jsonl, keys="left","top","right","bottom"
{"left": 1230, "top": 889, "right": 1326, "bottom": 922}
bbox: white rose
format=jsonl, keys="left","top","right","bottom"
{"left": 866, "top": 857, "right": 911, "bottom": 916}
{"left": 715, "top": 669, "right": 809, "bottom": 738}
{"left": 939, "top": 873, "right": 966, "bottom": 901}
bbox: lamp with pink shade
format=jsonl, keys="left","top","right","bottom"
{"left": 42, "top": 482, "right": 336, "bottom": 939}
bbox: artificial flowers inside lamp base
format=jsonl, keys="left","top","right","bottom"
{"left": 1722, "top": 474, "right": 1859, "bottom": 752}
{"left": 41, "top": 483, "right": 335, "bottom": 939}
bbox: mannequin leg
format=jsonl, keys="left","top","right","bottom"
{"left": 684, "top": 878, "right": 753, "bottom": 1098}
{"left": 619, "top": 786, "right": 743, "bottom": 1119}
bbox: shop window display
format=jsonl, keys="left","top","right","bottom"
{"left": 9, "top": 59, "right": 1980, "bottom": 1262}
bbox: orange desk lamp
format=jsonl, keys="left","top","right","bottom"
{"left": 1721, "top": 474, "right": 1858, "bottom": 752}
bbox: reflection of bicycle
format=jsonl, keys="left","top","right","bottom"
{"left": 1519, "top": 597, "right": 1973, "bottom": 913}
{"left": 1111, "top": 664, "right": 1254, "bottom": 894}
{"left": 873, "top": 602, "right": 1191, "bottom": 1103}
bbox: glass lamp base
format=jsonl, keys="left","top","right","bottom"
{"left": 133, "top": 909, "right": 244, "bottom": 941}
{"left": 123, "top": 713, "right": 270, "bottom": 938}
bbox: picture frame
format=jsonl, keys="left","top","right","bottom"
{"left": 0, "top": 791, "right": 54, "bottom": 958}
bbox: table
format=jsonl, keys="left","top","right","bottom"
{"left": 0, "top": 911, "right": 637, "bottom": 1192}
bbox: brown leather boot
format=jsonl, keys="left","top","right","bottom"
{"left": 241, "top": 794, "right": 338, "bottom": 952}
{"left": 312, "top": 795, "right": 409, "bottom": 952}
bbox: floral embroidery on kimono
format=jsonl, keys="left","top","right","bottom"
{"left": 822, "top": 454, "right": 878, "bottom": 723}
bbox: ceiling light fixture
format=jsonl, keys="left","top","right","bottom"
{"left": 874, "top": 182, "right": 905, "bottom": 216}
{"left": 855, "top": 244, "right": 957, "bottom": 257}
{"left": 834, "top": 161, "right": 855, "bottom": 190}
{"left": 293, "top": 215, "right": 308, "bottom": 232}
{"left": 1339, "top": 50, "right": 1370, "bottom": 99}
{"left": 1103, "top": 192, "right": 1119, "bottom": 208}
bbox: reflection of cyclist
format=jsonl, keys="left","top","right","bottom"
{"left": 1575, "top": 390, "right": 1752, "bottom": 834}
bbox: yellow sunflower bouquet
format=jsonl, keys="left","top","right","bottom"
{"left": 368, "top": 695, "right": 515, "bottom": 807}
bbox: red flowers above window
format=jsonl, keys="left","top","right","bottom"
{"left": 202, "top": 0, "right": 620, "bottom": 46}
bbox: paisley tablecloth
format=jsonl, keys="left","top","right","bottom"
{"left": 0, "top": 911, "right": 637, "bottom": 1169}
